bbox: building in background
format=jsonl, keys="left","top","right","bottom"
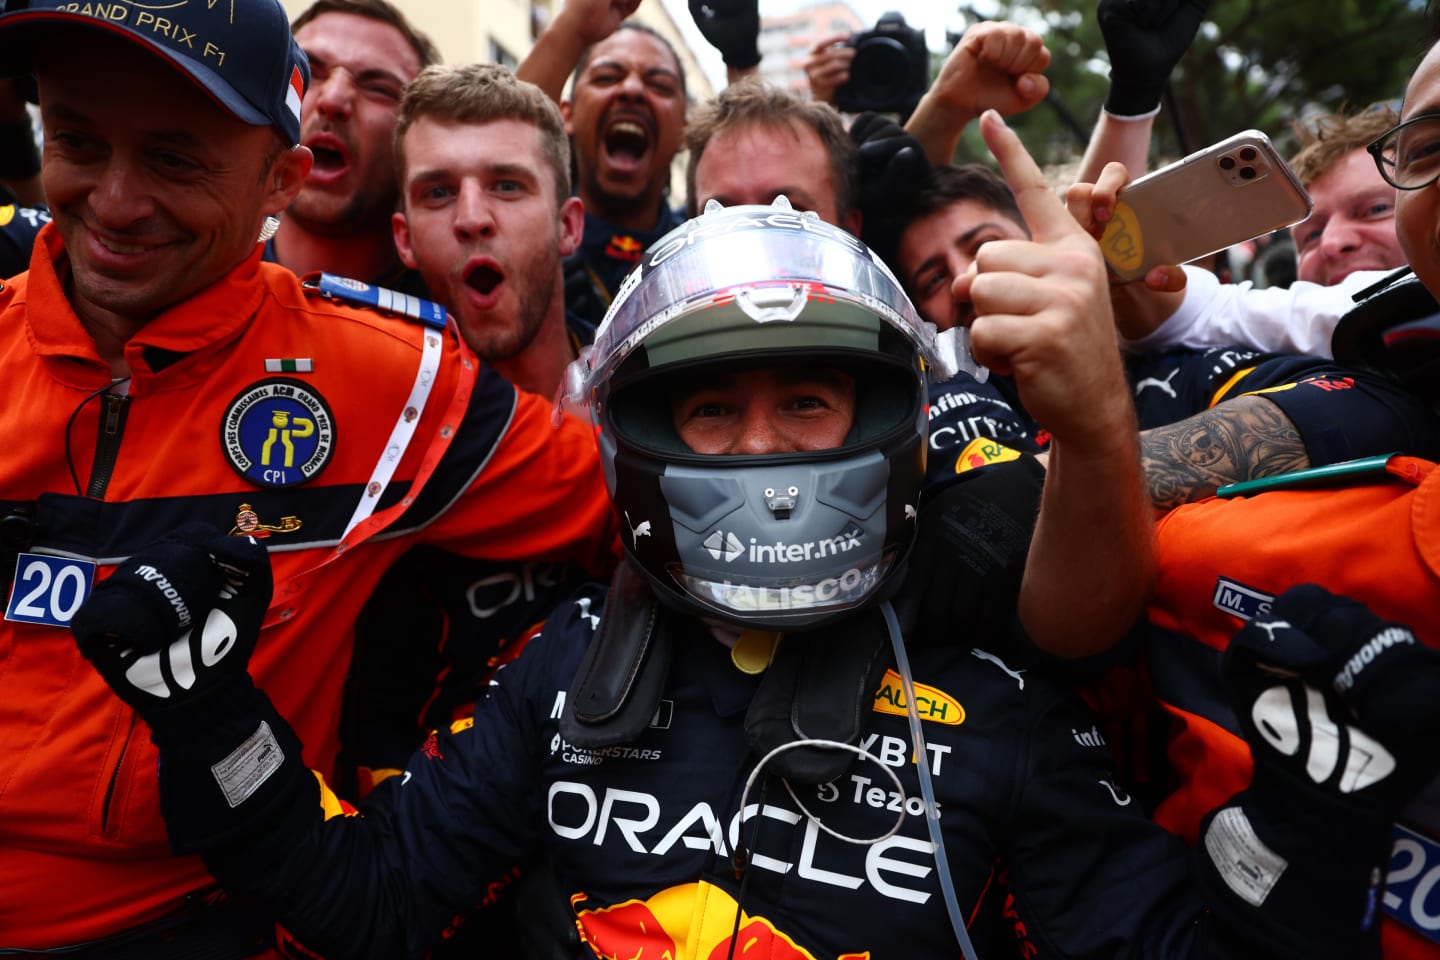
{"left": 757, "top": 1, "right": 863, "bottom": 92}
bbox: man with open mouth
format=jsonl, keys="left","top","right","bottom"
{"left": 520, "top": 7, "right": 690, "bottom": 334}
{"left": 267, "top": 0, "right": 438, "bottom": 297}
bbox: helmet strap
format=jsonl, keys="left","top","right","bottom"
{"left": 560, "top": 562, "right": 675, "bottom": 748}
{"left": 744, "top": 607, "right": 894, "bottom": 784}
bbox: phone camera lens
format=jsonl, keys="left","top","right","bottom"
{"left": 1219, "top": 155, "right": 1236, "bottom": 171}
{"left": 1240, "top": 147, "right": 1258, "bottom": 162}
{"left": 1240, "top": 166, "right": 1257, "bottom": 180}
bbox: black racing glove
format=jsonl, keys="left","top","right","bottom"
{"left": 1226, "top": 583, "right": 1440, "bottom": 821}
{"left": 72, "top": 524, "right": 307, "bottom": 852}
{"left": 1097, "top": 0, "right": 1210, "bottom": 117}
{"left": 1198, "top": 584, "right": 1440, "bottom": 958}
{"left": 688, "top": 0, "right": 760, "bottom": 70}
{"left": 850, "top": 111, "right": 930, "bottom": 268}
{"left": 72, "top": 524, "right": 269, "bottom": 717}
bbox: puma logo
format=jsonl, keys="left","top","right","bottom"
{"left": 971, "top": 648, "right": 1025, "bottom": 690}
{"left": 1099, "top": 778, "right": 1132, "bottom": 806}
{"left": 1134, "top": 368, "right": 1180, "bottom": 399}
{"left": 624, "top": 511, "right": 652, "bottom": 548}
{"left": 1254, "top": 618, "right": 1290, "bottom": 643}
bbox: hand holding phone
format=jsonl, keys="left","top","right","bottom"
{"left": 1098, "top": 130, "right": 1312, "bottom": 282}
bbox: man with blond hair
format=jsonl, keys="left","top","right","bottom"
{"left": 390, "top": 63, "right": 583, "bottom": 396}
{"left": 1288, "top": 104, "right": 1406, "bottom": 286}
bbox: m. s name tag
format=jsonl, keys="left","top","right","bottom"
{"left": 6, "top": 553, "right": 96, "bottom": 626}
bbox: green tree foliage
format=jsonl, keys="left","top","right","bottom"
{"left": 944, "top": 0, "right": 1430, "bottom": 170}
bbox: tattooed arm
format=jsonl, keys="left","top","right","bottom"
{"left": 1139, "top": 395, "right": 1309, "bottom": 512}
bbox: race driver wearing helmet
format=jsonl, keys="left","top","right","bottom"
{"left": 68, "top": 128, "right": 1436, "bottom": 959}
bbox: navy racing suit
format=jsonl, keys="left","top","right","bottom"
{"left": 157, "top": 578, "right": 1374, "bottom": 960}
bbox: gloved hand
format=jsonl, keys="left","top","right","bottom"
{"left": 1097, "top": 0, "right": 1210, "bottom": 117}
{"left": 850, "top": 112, "right": 930, "bottom": 265}
{"left": 73, "top": 524, "right": 306, "bottom": 853}
{"left": 72, "top": 523, "right": 271, "bottom": 724}
{"left": 1225, "top": 583, "right": 1440, "bottom": 821}
{"left": 1198, "top": 584, "right": 1440, "bottom": 956}
{"left": 688, "top": 0, "right": 760, "bottom": 69}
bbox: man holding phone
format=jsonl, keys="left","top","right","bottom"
{"left": 891, "top": 161, "right": 1440, "bottom": 504}
{"left": 1113, "top": 47, "right": 1440, "bottom": 954}
{"left": 1094, "top": 130, "right": 1312, "bottom": 284}
{"left": 1095, "top": 105, "right": 1413, "bottom": 356}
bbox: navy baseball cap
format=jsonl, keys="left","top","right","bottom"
{"left": 0, "top": 0, "right": 309, "bottom": 146}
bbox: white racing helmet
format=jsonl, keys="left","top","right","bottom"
{"left": 562, "top": 199, "right": 962, "bottom": 629}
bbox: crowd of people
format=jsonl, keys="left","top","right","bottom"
{"left": 1, "top": 0, "right": 1439, "bottom": 958}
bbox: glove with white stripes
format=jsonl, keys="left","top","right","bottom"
{"left": 1197, "top": 584, "right": 1440, "bottom": 956}
{"left": 1224, "top": 582, "right": 1440, "bottom": 821}
{"left": 71, "top": 523, "right": 270, "bottom": 721}
{"left": 72, "top": 524, "right": 306, "bottom": 853}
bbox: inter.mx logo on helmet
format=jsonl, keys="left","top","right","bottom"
{"left": 703, "top": 524, "right": 863, "bottom": 563}
{"left": 702, "top": 530, "right": 744, "bottom": 562}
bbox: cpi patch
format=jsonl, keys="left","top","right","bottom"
{"left": 222, "top": 378, "right": 335, "bottom": 488}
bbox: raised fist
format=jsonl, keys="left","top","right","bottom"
{"left": 71, "top": 523, "right": 272, "bottom": 719}
{"left": 1225, "top": 583, "right": 1440, "bottom": 819}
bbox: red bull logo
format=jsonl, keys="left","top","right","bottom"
{"left": 572, "top": 883, "right": 870, "bottom": 960}
{"left": 574, "top": 895, "right": 676, "bottom": 959}
{"left": 606, "top": 234, "right": 645, "bottom": 262}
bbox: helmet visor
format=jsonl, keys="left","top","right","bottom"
{"left": 564, "top": 207, "right": 960, "bottom": 407}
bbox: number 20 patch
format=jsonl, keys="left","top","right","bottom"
{"left": 1387, "top": 823, "right": 1440, "bottom": 943}
{"left": 6, "top": 553, "right": 96, "bottom": 626}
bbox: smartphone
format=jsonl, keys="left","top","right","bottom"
{"left": 1098, "top": 130, "right": 1313, "bottom": 282}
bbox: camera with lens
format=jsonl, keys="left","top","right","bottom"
{"left": 835, "top": 11, "right": 929, "bottom": 118}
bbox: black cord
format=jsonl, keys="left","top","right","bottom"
{"left": 726, "top": 776, "right": 769, "bottom": 960}
{"left": 63, "top": 378, "right": 128, "bottom": 495}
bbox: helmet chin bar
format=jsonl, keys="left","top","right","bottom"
{"left": 633, "top": 450, "right": 915, "bottom": 631}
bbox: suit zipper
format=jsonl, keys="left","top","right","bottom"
{"left": 91, "top": 389, "right": 131, "bottom": 835}
{"left": 87, "top": 392, "right": 129, "bottom": 498}
{"left": 102, "top": 710, "right": 137, "bottom": 836}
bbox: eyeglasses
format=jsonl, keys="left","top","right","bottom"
{"left": 1368, "top": 114, "right": 1440, "bottom": 190}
